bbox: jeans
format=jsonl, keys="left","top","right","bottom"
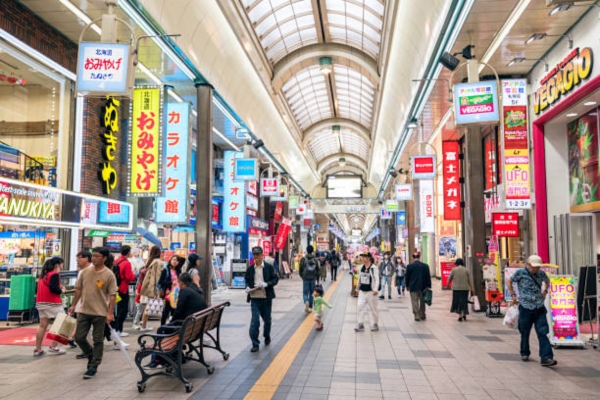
{"left": 357, "top": 290, "right": 378, "bottom": 326}
{"left": 303, "top": 279, "right": 316, "bottom": 308}
{"left": 518, "top": 305, "right": 554, "bottom": 361}
{"left": 133, "top": 303, "right": 146, "bottom": 326}
{"left": 331, "top": 265, "right": 338, "bottom": 281}
{"left": 75, "top": 313, "right": 106, "bottom": 369}
{"left": 396, "top": 276, "right": 406, "bottom": 294}
{"left": 380, "top": 276, "right": 392, "bottom": 297}
{"left": 249, "top": 299, "right": 272, "bottom": 347}
{"left": 410, "top": 291, "right": 426, "bottom": 319}
{"left": 112, "top": 291, "right": 129, "bottom": 333}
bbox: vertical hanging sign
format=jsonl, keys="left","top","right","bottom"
{"left": 442, "top": 141, "right": 461, "bottom": 220}
{"left": 501, "top": 79, "right": 530, "bottom": 209}
{"left": 419, "top": 180, "right": 435, "bottom": 233}
{"left": 99, "top": 96, "right": 119, "bottom": 194}
{"left": 129, "top": 87, "right": 162, "bottom": 196}
{"left": 155, "top": 102, "right": 189, "bottom": 223}
{"left": 223, "top": 151, "right": 246, "bottom": 232}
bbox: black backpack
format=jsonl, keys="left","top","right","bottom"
{"left": 113, "top": 260, "right": 124, "bottom": 287}
{"left": 305, "top": 257, "right": 317, "bottom": 272}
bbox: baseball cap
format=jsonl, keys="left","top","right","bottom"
{"left": 527, "top": 255, "right": 543, "bottom": 267}
{"left": 251, "top": 246, "right": 263, "bottom": 254}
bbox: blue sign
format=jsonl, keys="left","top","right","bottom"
{"left": 453, "top": 81, "right": 499, "bottom": 124}
{"left": 315, "top": 224, "right": 321, "bottom": 229}
{"left": 0, "top": 231, "right": 39, "bottom": 239}
{"left": 234, "top": 158, "right": 257, "bottom": 181}
{"left": 170, "top": 242, "right": 181, "bottom": 250}
{"left": 156, "top": 103, "right": 189, "bottom": 223}
{"left": 396, "top": 211, "right": 406, "bottom": 226}
{"left": 189, "top": 242, "right": 196, "bottom": 252}
{"left": 76, "top": 42, "right": 130, "bottom": 94}
{"left": 223, "top": 151, "right": 246, "bottom": 232}
{"left": 381, "top": 209, "right": 392, "bottom": 219}
{"left": 98, "top": 201, "right": 131, "bottom": 223}
{"left": 248, "top": 216, "right": 269, "bottom": 232}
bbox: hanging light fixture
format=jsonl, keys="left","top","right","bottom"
{"left": 332, "top": 125, "right": 341, "bottom": 136}
{"left": 319, "top": 56, "right": 332, "bottom": 74}
{"left": 407, "top": 118, "right": 418, "bottom": 129}
{"left": 338, "top": 157, "right": 346, "bottom": 167}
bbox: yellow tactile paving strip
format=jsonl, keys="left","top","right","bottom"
{"left": 244, "top": 270, "right": 345, "bottom": 400}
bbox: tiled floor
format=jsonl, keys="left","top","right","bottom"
{"left": 0, "top": 271, "right": 598, "bottom": 399}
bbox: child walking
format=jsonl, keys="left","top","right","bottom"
{"left": 313, "top": 286, "right": 332, "bottom": 331}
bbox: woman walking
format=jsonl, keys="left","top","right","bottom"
{"left": 34, "top": 257, "right": 66, "bottom": 356}
{"left": 160, "top": 255, "right": 185, "bottom": 325}
{"left": 446, "top": 258, "right": 474, "bottom": 321}
{"left": 139, "top": 246, "right": 164, "bottom": 331}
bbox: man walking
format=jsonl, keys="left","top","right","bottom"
{"left": 405, "top": 253, "right": 431, "bottom": 321}
{"left": 355, "top": 252, "right": 380, "bottom": 332}
{"left": 68, "top": 247, "right": 117, "bottom": 379}
{"left": 379, "top": 251, "right": 394, "bottom": 300}
{"left": 245, "top": 246, "right": 279, "bottom": 353}
{"left": 112, "top": 245, "right": 136, "bottom": 339}
{"left": 395, "top": 257, "right": 406, "bottom": 297}
{"left": 507, "top": 255, "right": 557, "bottom": 367}
{"left": 299, "top": 245, "right": 320, "bottom": 313}
{"left": 330, "top": 250, "right": 339, "bottom": 281}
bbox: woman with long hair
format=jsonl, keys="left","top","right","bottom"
{"left": 139, "top": 246, "right": 163, "bottom": 331}
{"left": 34, "top": 257, "right": 65, "bottom": 357}
{"left": 160, "top": 255, "right": 185, "bottom": 325}
{"left": 186, "top": 253, "right": 202, "bottom": 287}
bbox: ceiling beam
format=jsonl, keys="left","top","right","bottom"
{"left": 321, "top": 164, "right": 365, "bottom": 177}
{"left": 317, "top": 154, "right": 367, "bottom": 174}
{"left": 303, "top": 118, "right": 371, "bottom": 148}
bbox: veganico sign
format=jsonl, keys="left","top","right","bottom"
{"left": 533, "top": 48, "right": 593, "bottom": 115}
{"left": 453, "top": 81, "right": 499, "bottom": 124}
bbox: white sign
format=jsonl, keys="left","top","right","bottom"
{"left": 295, "top": 203, "right": 307, "bottom": 215}
{"left": 76, "top": 42, "right": 131, "bottom": 95}
{"left": 395, "top": 184, "right": 412, "bottom": 201}
{"left": 246, "top": 194, "right": 259, "bottom": 210}
{"left": 260, "top": 178, "right": 279, "bottom": 196}
{"left": 419, "top": 180, "right": 435, "bottom": 233}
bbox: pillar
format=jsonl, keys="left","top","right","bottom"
{"left": 195, "top": 82, "right": 214, "bottom": 305}
{"left": 463, "top": 125, "right": 487, "bottom": 305}
{"left": 406, "top": 199, "right": 415, "bottom": 262}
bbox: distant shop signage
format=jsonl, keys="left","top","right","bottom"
{"left": 453, "top": 81, "right": 500, "bottom": 124}
{"left": 76, "top": 42, "right": 131, "bottom": 95}
{"left": 491, "top": 212, "right": 519, "bottom": 237}
{"left": 248, "top": 216, "right": 269, "bottom": 234}
{"left": 234, "top": 159, "right": 258, "bottom": 181}
{"left": 246, "top": 194, "right": 259, "bottom": 211}
{"left": 411, "top": 155, "right": 436, "bottom": 179}
{"left": 395, "top": 184, "right": 412, "bottom": 201}
{"left": 98, "top": 201, "right": 130, "bottom": 224}
{"left": 260, "top": 178, "right": 279, "bottom": 197}
{"left": 288, "top": 195, "right": 299, "bottom": 209}
{"left": 419, "top": 180, "right": 435, "bottom": 233}
{"left": 99, "top": 96, "right": 120, "bottom": 195}
{"left": 396, "top": 210, "right": 406, "bottom": 226}
{"left": 385, "top": 200, "right": 398, "bottom": 212}
{"left": 270, "top": 184, "right": 288, "bottom": 202}
{"left": 442, "top": 141, "right": 461, "bottom": 220}
{"left": 247, "top": 181, "right": 258, "bottom": 196}
{"left": 381, "top": 209, "right": 392, "bottom": 219}
{"left": 223, "top": 151, "right": 246, "bottom": 233}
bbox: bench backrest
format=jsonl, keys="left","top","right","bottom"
{"left": 204, "top": 301, "right": 229, "bottom": 332}
{"left": 178, "top": 301, "right": 231, "bottom": 344}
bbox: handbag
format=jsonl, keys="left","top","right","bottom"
{"left": 146, "top": 298, "right": 165, "bottom": 317}
{"left": 46, "top": 313, "right": 77, "bottom": 345}
{"left": 423, "top": 288, "right": 433, "bottom": 306}
{"left": 472, "top": 295, "right": 481, "bottom": 311}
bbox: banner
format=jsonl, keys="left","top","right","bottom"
{"left": 419, "top": 180, "right": 435, "bottom": 233}
{"left": 274, "top": 201, "right": 283, "bottom": 221}
{"left": 395, "top": 184, "right": 412, "bottom": 200}
{"left": 442, "top": 141, "right": 461, "bottom": 220}
{"left": 275, "top": 217, "right": 292, "bottom": 250}
{"left": 156, "top": 102, "right": 189, "bottom": 223}
{"left": 261, "top": 178, "right": 279, "bottom": 196}
{"left": 441, "top": 262, "right": 457, "bottom": 288}
{"left": 502, "top": 79, "right": 530, "bottom": 209}
{"left": 129, "top": 87, "right": 162, "bottom": 196}
{"left": 549, "top": 275, "right": 581, "bottom": 342}
{"left": 454, "top": 81, "right": 499, "bottom": 124}
{"left": 223, "top": 151, "right": 246, "bottom": 232}
{"left": 411, "top": 155, "right": 436, "bottom": 179}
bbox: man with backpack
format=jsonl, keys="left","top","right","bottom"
{"left": 379, "top": 251, "right": 395, "bottom": 300}
{"left": 299, "top": 245, "right": 320, "bottom": 313}
{"left": 111, "top": 245, "right": 136, "bottom": 339}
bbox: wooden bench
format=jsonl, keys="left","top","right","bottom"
{"left": 134, "top": 301, "right": 231, "bottom": 393}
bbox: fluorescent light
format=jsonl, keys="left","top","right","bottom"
{"left": 549, "top": 2, "right": 573, "bottom": 16}
{"left": 168, "top": 90, "right": 184, "bottom": 103}
{"left": 480, "top": 0, "right": 531, "bottom": 70}
{"left": 137, "top": 63, "right": 162, "bottom": 85}
{"left": 525, "top": 33, "right": 546, "bottom": 45}
{"left": 566, "top": 113, "right": 578, "bottom": 117}
{"left": 213, "top": 127, "right": 241, "bottom": 151}
{"left": 584, "top": 101, "right": 597, "bottom": 106}
{"left": 507, "top": 57, "right": 526, "bottom": 67}
{"left": 213, "top": 97, "right": 241, "bottom": 128}
{"left": 59, "top": 0, "right": 101, "bottom": 36}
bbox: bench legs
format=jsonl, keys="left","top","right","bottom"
{"left": 134, "top": 349, "right": 193, "bottom": 393}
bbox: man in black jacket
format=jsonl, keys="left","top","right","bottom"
{"left": 405, "top": 253, "right": 432, "bottom": 321}
{"left": 245, "top": 246, "right": 279, "bottom": 352}
{"left": 172, "top": 272, "right": 207, "bottom": 322}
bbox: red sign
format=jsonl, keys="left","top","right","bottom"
{"left": 274, "top": 201, "right": 283, "bottom": 221}
{"left": 275, "top": 218, "right": 292, "bottom": 250}
{"left": 492, "top": 212, "right": 519, "bottom": 237}
{"left": 247, "top": 181, "right": 258, "bottom": 196}
{"left": 441, "top": 262, "right": 457, "bottom": 288}
{"left": 412, "top": 155, "right": 436, "bottom": 179}
{"left": 442, "top": 142, "right": 460, "bottom": 220}
{"left": 212, "top": 203, "right": 219, "bottom": 224}
{"left": 262, "top": 240, "right": 272, "bottom": 256}
{"left": 260, "top": 178, "right": 279, "bottom": 196}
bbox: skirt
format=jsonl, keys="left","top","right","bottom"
{"left": 450, "top": 290, "right": 470, "bottom": 315}
{"left": 36, "top": 303, "right": 64, "bottom": 319}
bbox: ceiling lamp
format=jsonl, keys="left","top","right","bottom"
{"left": 338, "top": 157, "right": 346, "bottom": 167}
{"left": 549, "top": 2, "right": 573, "bottom": 16}
{"left": 524, "top": 33, "right": 547, "bottom": 45}
{"left": 407, "top": 118, "right": 418, "bottom": 129}
{"left": 507, "top": 57, "right": 526, "bottom": 67}
{"left": 319, "top": 56, "right": 332, "bottom": 74}
{"left": 332, "top": 125, "right": 341, "bottom": 136}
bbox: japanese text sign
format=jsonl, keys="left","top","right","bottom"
{"left": 156, "top": 102, "right": 189, "bottom": 223}
{"left": 442, "top": 141, "right": 461, "bottom": 220}
{"left": 411, "top": 155, "right": 436, "bottom": 179}
{"left": 98, "top": 201, "right": 130, "bottom": 224}
{"left": 247, "top": 181, "right": 258, "bottom": 196}
{"left": 288, "top": 195, "right": 299, "bottom": 209}
{"left": 99, "top": 96, "right": 120, "bottom": 194}
{"left": 270, "top": 185, "right": 288, "bottom": 202}
{"left": 453, "top": 81, "right": 499, "bottom": 124}
{"left": 77, "top": 42, "right": 130, "bottom": 95}
{"left": 396, "top": 210, "right": 406, "bottom": 226}
{"left": 549, "top": 275, "right": 580, "bottom": 342}
{"left": 223, "top": 151, "right": 246, "bottom": 232}
{"left": 491, "top": 212, "right": 519, "bottom": 237}
{"left": 260, "top": 178, "right": 279, "bottom": 197}
{"left": 502, "top": 79, "right": 531, "bottom": 209}
{"left": 419, "top": 180, "right": 435, "bottom": 233}
{"left": 385, "top": 200, "right": 398, "bottom": 212}
{"left": 395, "top": 184, "right": 412, "bottom": 200}
{"left": 129, "top": 87, "right": 162, "bottom": 196}
{"left": 234, "top": 158, "right": 258, "bottom": 181}
{"left": 381, "top": 209, "right": 392, "bottom": 219}
{"left": 246, "top": 194, "right": 259, "bottom": 211}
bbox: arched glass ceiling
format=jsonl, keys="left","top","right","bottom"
{"left": 341, "top": 130, "right": 369, "bottom": 161}
{"left": 325, "top": 0, "right": 384, "bottom": 60}
{"left": 334, "top": 65, "right": 375, "bottom": 128}
{"left": 242, "top": 0, "right": 318, "bottom": 64}
{"left": 308, "top": 127, "right": 369, "bottom": 166}
{"left": 282, "top": 66, "right": 331, "bottom": 130}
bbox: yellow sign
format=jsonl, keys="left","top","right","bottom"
{"left": 130, "top": 88, "right": 161, "bottom": 195}
{"left": 26, "top": 156, "right": 56, "bottom": 167}
{"left": 504, "top": 148, "right": 530, "bottom": 203}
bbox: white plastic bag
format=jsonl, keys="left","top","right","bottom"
{"left": 472, "top": 295, "right": 481, "bottom": 311}
{"left": 503, "top": 305, "right": 519, "bottom": 329}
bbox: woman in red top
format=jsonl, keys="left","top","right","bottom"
{"left": 34, "top": 257, "right": 65, "bottom": 357}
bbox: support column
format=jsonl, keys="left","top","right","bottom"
{"left": 195, "top": 82, "right": 214, "bottom": 305}
{"left": 406, "top": 199, "right": 415, "bottom": 262}
{"left": 463, "top": 126, "right": 487, "bottom": 306}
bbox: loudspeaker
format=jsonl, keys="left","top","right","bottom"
{"left": 440, "top": 52, "right": 460, "bottom": 71}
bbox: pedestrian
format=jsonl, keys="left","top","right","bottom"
{"left": 68, "top": 247, "right": 117, "bottom": 379}
{"left": 405, "top": 253, "right": 432, "bottom": 321}
{"left": 330, "top": 250, "right": 339, "bottom": 281}
{"left": 446, "top": 258, "right": 474, "bottom": 321}
{"left": 139, "top": 245, "right": 164, "bottom": 332}
{"left": 378, "top": 251, "right": 394, "bottom": 300}
{"left": 245, "top": 246, "right": 279, "bottom": 352}
{"left": 318, "top": 251, "right": 328, "bottom": 282}
{"left": 34, "top": 257, "right": 66, "bottom": 357}
{"left": 507, "top": 255, "right": 557, "bottom": 367}
{"left": 160, "top": 255, "right": 185, "bottom": 325}
{"left": 70, "top": 250, "right": 92, "bottom": 351}
{"left": 132, "top": 262, "right": 147, "bottom": 330}
{"left": 299, "top": 245, "right": 320, "bottom": 313}
{"left": 313, "top": 286, "right": 332, "bottom": 331}
{"left": 354, "top": 252, "right": 380, "bottom": 332}
{"left": 395, "top": 257, "right": 406, "bottom": 297}
{"left": 111, "top": 245, "right": 136, "bottom": 339}
{"left": 130, "top": 247, "right": 145, "bottom": 275}
{"left": 186, "top": 253, "right": 202, "bottom": 287}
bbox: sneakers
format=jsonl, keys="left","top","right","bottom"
{"left": 354, "top": 324, "right": 365, "bottom": 332}
{"left": 250, "top": 346, "right": 259, "bottom": 352}
{"left": 139, "top": 326, "right": 153, "bottom": 332}
{"left": 378, "top": 295, "right": 384, "bottom": 299}
{"left": 76, "top": 353, "right": 90, "bottom": 360}
{"left": 113, "top": 341, "right": 130, "bottom": 350}
{"left": 541, "top": 359, "right": 557, "bottom": 367}
{"left": 521, "top": 355, "right": 529, "bottom": 362}
{"left": 68, "top": 340, "right": 77, "bottom": 349}
{"left": 265, "top": 337, "right": 271, "bottom": 346}
{"left": 118, "top": 332, "right": 130, "bottom": 338}
{"left": 304, "top": 301, "right": 310, "bottom": 314}
{"left": 371, "top": 324, "right": 379, "bottom": 331}
{"left": 132, "top": 324, "right": 140, "bottom": 330}
{"left": 48, "top": 346, "right": 66, "bottom": 355}
{"left": 144, "top": 361, "right": 164, "bottom": 369}
{"left": 33, "top": 349, "right": 45, "bottom": 357}
{"left": 83, "top": 368, "right": 97, "bottom": 379}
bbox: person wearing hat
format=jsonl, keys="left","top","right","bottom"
{"left": 354, "top": 252, "right": 380, "bottom": 332}
{"left": 245, "top": 246, "right": 279, "bottom": 352}
{"left": 507, "top": 255, "right": 557, "bottom": 367}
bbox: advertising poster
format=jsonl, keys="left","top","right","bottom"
{"left": 549, "top": 275, "right": 581, "bottom": 342}
{"left": 454, "top": 81, "right": 499, "bottom": 124}
{"left": 441, "top": 261, "right": 457, "bottom": 288}
{"left": 567, "top": 111, "right": 600, "bottom": 212}
{"left": 438, "top": 236, "right": 456, "bottom": 258}
{"left": 442, "top": 141, "right": 460, "bottom": 220}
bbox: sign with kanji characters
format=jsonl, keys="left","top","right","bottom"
{"left": 77, "top": 42, "right": 131, "bottom": 95}
{"left": 396, "top": 210, "right": 406, "bottom": 226}
{"left": 81, "top": 200, "right": 98, "bottom": 226}
{"left": 288, "top": 195, "right": 299, "bottom": 209}
{"left": 260, "top": 178, "right": 279, "bottom": 197}
{"left": 411, "top": 155, "right": 436, "bottom": 179}
{"left": 395, "top": 184, "right": 412, "bottom": 200}
{"left": 234, "top": 158, "right": 258, "bottom": 181}
{"left": 247, "top": 181, "right": 258, "bottom": 196}
{"left": 442, "top": 141, "right": 461, "bottom": 220}
{"left": 274, "top": 201, "right": 283, "bottom": 221}
{"left": 223, "top": 151, "right": 246, "bottom": 233}
{"left": 98, "top": 201, "right": 130, "bottom": 224}
{"left": 98, "top": 96, "right": 120, "bottom": 194}
{"left": 385, "top": 200, "right": 398, "bottom": 212}
{"left": 419, "top": 180, "right": 435, "bottom": 233}
{"left": 491, "top": 212, "right": 519, "bottom": 237}
{"left": 246, "top": 194, "right": 258, "bottom": 211}
{"left": 129, "top": 87, "right": 162, "bottom": 196}
{"left": 502, "top": 79, "right": 531, "bottom": 209}
{"left": 156, "top": 102, "right": 189, "bottom": 223}
{"left": 549, "top": 275, "right": 581, "bottom": 342}
{"left": 270, "top": 184, "right": 288, "bottom": 202}
{"left": 453, "top": 81, "right": 499, "bottom": 124}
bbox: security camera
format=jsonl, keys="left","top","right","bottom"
{"left": 378, "top": 200, "right": 383, "bottom": 205}
{"left": 252, "top": 139, "right": 264, "bottom": 149}
{"left": 390, "top": 170, "right": 398, "bottom": 178}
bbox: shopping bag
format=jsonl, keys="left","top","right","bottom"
{"left": 423, "top": 289, "right": 433, "bottom": 306}
{"left": 46, "top": 313, "right": 77, "bottom": 345}
{"left": 503, "top": 305, "right": 519, "bottom": 329}
{"left": 146, "top": 298, "right": 165, "bottom": 317}
{"left": 169, "top": 286, "right": 180, "bottom": 308}
{"left": 472, "top": 295, "right": 481, "bottom": 311}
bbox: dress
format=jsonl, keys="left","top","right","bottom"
{"left": 448, "top": 266, "right": 472, "bottom": 315}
